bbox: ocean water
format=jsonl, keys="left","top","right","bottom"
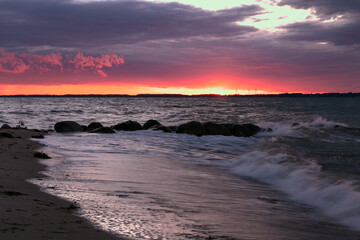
{"left": 1, "top": 96, "right": 360, "bottom": 239}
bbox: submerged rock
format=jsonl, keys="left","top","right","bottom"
{"left": 86, "top": 122, "right": 104, "bottom": 131}
{"left": 0, "top": 124, "right": 11, "bottom": 129}
{"left": 31, "top": 135, "right": 45, "bottom": 139}
{"left": 221, "top": 123, "right": 261, "bottom": 137}
{"left": 152, "top": 125, "right": 172, "bottom": 133}
{"left": 34, "top": 151, "right": 51, "bottom": 159}
{"left": 54, "top": 121, "right": 83, "bottom": 133}
{"left": 204, "top": 122, "right": 232, "bottom": 136}
{"left": 228, "top": 123, "right": 260, "bottom": 137}
{"left": 176, "top": 121, "right": 207, "bottom": 136}
{"left": 112, "top": 121, "right": 143, "bottom": 131}
{"left": 170, "top": 126, "right": 178, "bottom": 131}
{"left": 143, "top": 120, "right": 161, "bottom": 130}
{"left": 243, "top": 123, "right": 261, "bottom": 136}
{"left": 90, "top": 127, "right": 115, "bottom": 134}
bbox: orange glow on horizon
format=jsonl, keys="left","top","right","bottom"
{"left": 0, "top": 84, "right": 274, "bottom": 96}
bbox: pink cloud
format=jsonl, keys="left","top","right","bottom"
{"left": 70, "top": 52, "right": 125, "bottom": 77}
{"left": 0, "top": 49, "right": 30, "bottom": 73}
{"left": 0, "top": 49, "right": 124, "bottom": 77}
{"left": 21, "top": 52, "right": 63, "bottom": 72}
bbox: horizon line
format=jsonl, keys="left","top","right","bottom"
{"left": 0, "top": 92, "right": 359, "bottom": 97}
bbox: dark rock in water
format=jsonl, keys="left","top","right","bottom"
{"left": 1, "top": 124, "right": 11, "bottom": 129}
{"left": 153, "top": 125, "right": 172, "bottom": 133}
{"left": 90, "top": 127, "right": 115, "bottom": 134}
{"left": 243, "top": 123, "right": 261, "bottom": 136}
{"left": 170, "top": 126, "right": 178, "bottom": 131}
{"left": 227, "top": 124, "right": 246, "bottom": 137}
{"left": 158, "top": 126, "right": 172, "bottom": 133}
{"left": 112, "top": 120, "right": 143, "bottom": 131}
{"left": 204, "top": 122, "right": 232, "bottom": 136}
{"left": 0, "top": 132, "right": 14, "bottom": 138}
{"left": 81, "top": 125, "right": 87, "bottom": 131}
{"left": 148, "top": 124, "right": 161, "bottom": 130}
{"left": 221, "top": 123, "right": 234, "bottom": 129}
{"left": 32, "top": 135, "right": 45, "bottom": 139}
{"left": 54, "top": 121, "right": 83, "bottom": 133}
{"left": 87, "top": 122, "right": 103, "bottom": 131}
{"left": 143, "top": 120, "right": 161, "bottom": 130}
{"left": 34, "top": 151, "right": 51, "bottom": 159}
{"left": 228, "top": 123, "right": 260, "bottom": 137}
{"left": 292, "top": 123, "right": 300, "bottom": 127}
{"left": 176, "top": 121, "right": 207, "bottom": 136}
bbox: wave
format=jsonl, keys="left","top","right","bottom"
{"left": 225, "top": 147, "right": 360, "bottom": 230}
{"left": 257, "top": 117, "right": 349, "bottom": 138}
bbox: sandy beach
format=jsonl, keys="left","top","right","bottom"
{"left": 0, "top": 128, "right": 122, "bottom": 239}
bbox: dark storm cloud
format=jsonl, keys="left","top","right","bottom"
{"left": 280, "top": 21, "right": 360, "bottom": 45}
{"left": 0, "top": 0, "right": 262, "bottom": 48}
{"left": 278, "top": 0, "right": 360, "bottom": 46}
{"left": 278, "top": 0, "right": 360, "bottom": 18}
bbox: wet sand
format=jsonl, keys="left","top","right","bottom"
{"left": 0, "top": 128, "right": 123, "bottom": 239}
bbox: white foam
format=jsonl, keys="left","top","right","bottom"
{"left": 257, "top": 116, "right": 349, "bottom": 138}
{"left": 227, "top": 149, "right": 360, "bottom": 230}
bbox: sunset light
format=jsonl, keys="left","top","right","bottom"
{"left": 0, "top": 84, "right": 270, "bottom": 96}
{"left": 0, "top": 1, "right": 359, "bottom": 239}
{"left": 0, "top": 0, "right": 358, "bottom": 94}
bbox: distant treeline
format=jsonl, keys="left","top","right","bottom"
{"left": 0, "top": 93, "right": 359, "bottom": 98}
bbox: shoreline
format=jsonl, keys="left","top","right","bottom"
{"left": 0, "top": 128, "right": 124, "bottom": 239}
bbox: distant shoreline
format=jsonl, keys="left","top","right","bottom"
{"left": 0, "top": 92, "right": 359, "bottom": 98}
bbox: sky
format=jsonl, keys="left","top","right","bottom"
{"left": 0, "top": 0, "right": 359, "bottom": 95}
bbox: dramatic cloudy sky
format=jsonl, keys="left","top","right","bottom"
{"left": 0, "top": 0, "right": 359, "bottom": 94}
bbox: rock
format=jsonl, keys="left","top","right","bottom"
{"left": 89, "top": 127, "right": 115, "bottom": 134}
{"left": 176, "top": 121, "right": 207, "bottom": 136}
{"left": 32, "top": 135, "right": 45, "bottom": 139}
{"left": 143, "top": 120, "right": 161, "bottom": 130}
{"left": 112, "top": 121, "right": 143, "bottom": 131}
{"left": 221, "top": 123, "right": 233, "bottom": 129}
{"left": 229, "top": 123, "right": 260, "bottom": 137}
{"left": 1, "top": 124, "right": 11, "bottom": 129}
{"left": 153, "top": 125, "right": 172, "bottom": 133}
{"left": 87, "top": 122, "right": 103, "bottom": 131}
{"left": 223, "top": 124, "right": 243, "bottom": 136}
{"left": 204, "top": 122, "right": 232, "bottom": 136}
{"left": 54, "top": 121, "right": 83, "bottom": 133}
{"left": 292, "top": 123, "right": 300, "bottom": 127}
{"left": 243, "top": 124, "right": 261, "bottom": 136}
{"left": 34, "top": 151, "right": 51, "bottom": 159}
{"left": 170, "top": 126, "right": 178, "bottom": 131}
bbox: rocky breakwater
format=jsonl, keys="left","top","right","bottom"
{"left": 53, "top": 120, "right": 263, "bottom": 137}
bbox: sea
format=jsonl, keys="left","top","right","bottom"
{"left": 1, "top": 96, "right": 360, "bottom": 240}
